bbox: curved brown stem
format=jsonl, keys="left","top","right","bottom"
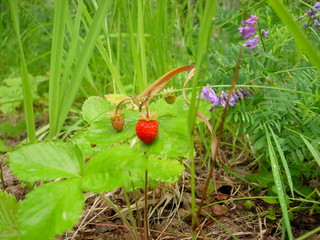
{"left": 115, "top": 97, "right": 132, "bottom": 115}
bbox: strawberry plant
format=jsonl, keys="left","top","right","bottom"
{"left": 4, "top": 65, "right": 204, "bottom": 239}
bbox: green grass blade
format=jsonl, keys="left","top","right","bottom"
{"left": 187, "top": 0, "right": 217, "bottom": 235}
{"left": 57, "top": 1, "right": 111, "bottom": 135}
{"left": 8, "top": 0, "right": 36, "bottom": 143}
{"left": 296, "top": 226, "right": 320, "bottom": 240}
{"left": 58, "top": 0, "right": 83, "bottom": 109}
{"left": 48, "top": 0, "right": 68, "bottom": 138}
{"left": 267, "top": 0, "right": 320, "bottom": 70}
{"left": 264, "top": 124, "right": 293, "bottom": 240}
{"left": 137, "top": 0, "right": 148, "bottom": 92}
{"left": 127, "top": 2, "right": 142, "bottom": 94}
{"left": 300, "top": 135, "right": 320, "bottom": 167}
{"left": 269, "top": 128, "right": 294, "bottom": 198}
{"left": 81, "top": 5, "right": 125, "bottom": 94}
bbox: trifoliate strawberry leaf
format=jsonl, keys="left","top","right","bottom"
{"left": 141, "top": 115, "right": 191, "bottom": 158}
{"left": 142, "top": 96, "right": 190, "bottom": 157}
{"left": 86, "top": 109, "right": 138, "bottom": 146}
{"left": 0, "top": 190, "right": 20, "bottom": 240}
{"left": 148, "top": 158, "right": 184, "bottom": 184}
{"left": 8, "top": 141, "right": 84, "bottom": 181}
{"left": 18, "top": 179, "right": 84, "bottom": 240}
{"left": 81, "top": 145, "right": 147, "bottom": 192}
{"left": 82, "top": 96, "right": 113, "bottom": 123}
{"left": 142, "top": 97, "right": 190, "bottom": 158}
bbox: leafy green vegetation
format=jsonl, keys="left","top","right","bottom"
{"left": 0, "top": 0, "right": 319, "bottom": 239}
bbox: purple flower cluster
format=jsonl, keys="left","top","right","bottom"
{"left": 238, "top": 15, "right": 258, "bottom": 39}
{"left": 199, "top": 86, "right": 252, "bottom": 112}
{"left": 238, "top": 15, "right": 269, "bottom": 51}
{"left": 297, "top": 2, "right": 320, "bottom": 30}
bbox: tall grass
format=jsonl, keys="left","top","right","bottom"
{"left": 8, "top": 0, "right": 36, "bottom": 143}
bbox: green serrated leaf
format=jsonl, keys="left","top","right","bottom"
{"left": 86, "top": 109, "right": 138, "bottom": 145}
{"left": 82, "top": 96, "right": 113, "bottom": 123}
{"left": 18, "top": 179, "right": 84, "bottom": 240}
{"left": 8, "top": 141, "right": 84, "bottom": 181}
{"left": 148, "top": 158, "right": 184, "bottom": 183}
{"left": 0, "top": 190, "right": 20, "bottom": 240}
{"left": 142, "top": 115, "right": 191, "bottom": 158}
{"left": 69, "top": 131, "right": 94, "bottom": 158}
{"left": 140, "top": 97, "right": 191, "bottom": 157}
{"left": 82, "top": 145, "right": 147, "bottom": 192}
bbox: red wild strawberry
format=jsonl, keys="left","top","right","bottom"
{"left": 135, "top": 119, "right": 159, "bottom": 144}
{"left": 111, "top": 114, "right": 125, "bottom": 131}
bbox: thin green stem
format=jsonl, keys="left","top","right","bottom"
{"left": 98, "top": 193, "right": 139, "bottom": 240}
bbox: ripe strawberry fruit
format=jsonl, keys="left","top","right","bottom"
{"left": 136, "top": 119, "right": 158, "bottom": 144}
{"left": 111, "top": 114, "right": 125, "bottom": 131}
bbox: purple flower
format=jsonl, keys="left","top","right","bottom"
{"left": 219, "top": 94, "right": 226, "bottom": 108}
{"left": 233, "top": 92, "right": 238, "bottom": 100}
{"left": 199, "top": 86, "right": 220, "bottom": 108}
{"left": 238, "top": 24, "right": 256, "bottom": 39}
{"left": 241, "top": 88, "right": 252, "bottom": 98}
{"left": 236, "top": 89, "right": 244, "bottom": 99}
{"left": 219, "top": 91, "right": 237, "bottom": 107}
{"left": 262, "top": 29, "right": 269, "bottom": 38}
{"left": 229, "top": 94, "right": 238, "bottom": 106}
{"left": 314, "top": 2, "right": 320, "bottom": 11}
{"left": 243, "top": 35, "right": 259, "bottom": 50}
{"left": 307, "top": 9, "right": 317, "bottom": 16}
{"left": 241, "top": 15, "right": 258, "bottom": 26}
